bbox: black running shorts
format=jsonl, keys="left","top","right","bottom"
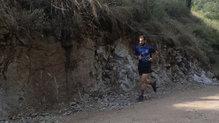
{"left": 138, "top": 66, "right": 153, "bottom": 76}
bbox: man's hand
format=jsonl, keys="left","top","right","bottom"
{"left": 135, "top": 55, "right": 142, "bottom": 60}
{"left": 138, "top": 55, "right": 142, "bottom": 60}
{"left": 150, "top": 51, "right": 159, "bottom": 62}
{"left": 148, "top": 58, "right": 153, "bottom": 62}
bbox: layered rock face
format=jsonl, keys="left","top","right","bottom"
{"left": 0, "top": 34, "right": 217, "bottom": 119}
{"left": 0, "top": 35, "right": 139, "bottom": 118}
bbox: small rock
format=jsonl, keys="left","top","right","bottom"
{"left": 63, "top": 111, "right": 72, "bottom": 116}
{"left": 41, "top": 113, "right": 49, "bottom": 116}
{"left": 31, "top": 113, "right": 38, "bottom": 117}
{"left": 206, "top": 71, "right": 214, "bottom": 79}
{"left": 53, "top": 120, "right": 59, "bottom": 123}
{"left": 40, "top": 120, "right": 46, "bottom": 123}
{"left": 70, "top": 102, "right": 76, "bottom": 106}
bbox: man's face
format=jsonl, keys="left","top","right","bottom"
{"left": 139, "top": 38, "right": 146, "bottom": 46}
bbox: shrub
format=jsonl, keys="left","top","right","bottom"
{"left": 148, "top": 0, "right": 189, "bottom": 19}
{"left": 0, "top": 1, "right": 18, "bottom": 33}
{"left": 19, "top": 9, "right": 46, "bottom": 33}
{"left": 0, "top": 0, "right": 46, "bottom": 36}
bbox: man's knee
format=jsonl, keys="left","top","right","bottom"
{"left": 141, "top": 79, "right": 147, "bottom": 84}
{"left": 142, "top": 79, "right": 151, "bottom": 84}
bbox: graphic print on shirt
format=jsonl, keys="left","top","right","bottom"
{"left": 140, "top": 49, "right": 150, "bottom": 63}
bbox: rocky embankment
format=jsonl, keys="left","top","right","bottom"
{"left": 0, "top": 34, "right": 218, "bottom": 122}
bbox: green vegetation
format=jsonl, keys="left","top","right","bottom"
{"left": 191, "top": 0, "right": 219, "bottom": 75}
{"left": 111, "top": 0, "right": 190, "bottom": 21}
{"left": 191, "top": 1, "right": 219, "bottom": 52}
{"left": 192, "top": 0, "right": 219, "bottom": 20}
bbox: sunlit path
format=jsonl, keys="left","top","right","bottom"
{"left": 64, "top": 85, "right": 219, "bottom": 123}
{"left": 173, "top": 94, "right": 219, "bottom": 111}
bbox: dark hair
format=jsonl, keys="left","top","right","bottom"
{"left": 139, "top": 35, "right": 146, "bottom": 40}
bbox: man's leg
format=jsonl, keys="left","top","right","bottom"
{"left": 142, "top": 74, "right": 157, "bottom": 92}
{"left": 137, "top": 72, "right": 157, "bottom": 101}
{"left": 140, "top": 74, "right": 151, "bottom": 96}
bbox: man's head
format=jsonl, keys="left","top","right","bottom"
{"left": 139, "top": 35, "right": 146, "bottom": 46}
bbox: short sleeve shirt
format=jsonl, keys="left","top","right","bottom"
{"left": 134, "top": 45, "right": 156, "bottom": 67}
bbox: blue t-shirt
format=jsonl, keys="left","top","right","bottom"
{"left": 134, "top": 45, "right": 156, "bottom": 67}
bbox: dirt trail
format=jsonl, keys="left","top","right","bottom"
{"left": 63, "top": 85, "right": 219, "bottom": 123}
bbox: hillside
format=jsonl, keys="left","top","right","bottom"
{"left": 0, "top": 0, "right": 218, "bottom": 121}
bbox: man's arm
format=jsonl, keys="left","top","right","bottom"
{"left": 134, "top": 55, "right": 138, "bottom": 59}
{"left": 135, "top": 55, "right": 142, "bottom": 60}
{"left": 149, "top": 51, "right": 159, "bottom": 62}
{"left": 133, "top": 47, "right": 142, "bottom": 60}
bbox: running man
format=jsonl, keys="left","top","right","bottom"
{"left": 134, "top": 35, "right": 159, "bottom": 101}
